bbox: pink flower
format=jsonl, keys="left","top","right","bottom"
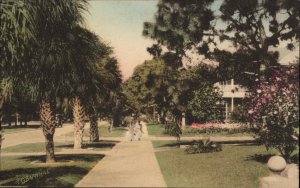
{"left": 248, "top": 109, "right": 254, "bottom": 114}
{"left": 261, "top": 99, "right": 267, "bottom": 104}
{"left": 271, "top": 86, "right": 276, "bottom": 92}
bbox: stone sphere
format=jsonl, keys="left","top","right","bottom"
{"left": 267, "top": 156, "right": 287, "bottom": 172}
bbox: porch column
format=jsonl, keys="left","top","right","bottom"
{"left": 225, "top": 102, "right": 228, "bottom": 123}
{"left": 231, "top": 97, "right": 234, "bottom": 112}
{"left": 181, "top": 112, "right": 186, "bottom": 130}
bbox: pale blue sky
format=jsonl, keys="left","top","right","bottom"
{"left": 84, "top": 0, "right": 158, "bottom": 79}
{"left": 84, "top": 0, "right": 298, "bottom": 79}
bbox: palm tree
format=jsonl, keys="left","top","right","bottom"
{"left": 89, "top": 112, "right": 99, "bottom": 142}
{"left": 59, "top": 20, "right": 122, "bottom": 146}
{"left": 72, "top": 96, "right": 86, "bottom": 149}
{"left": 68, "top": 26, "right": 113, "bottom": 148}
{"left": 30, "top": 0, "right": 88, "bottom": 162}
{"left": 78, "top": 38, "right": 122, "bottom": 145}
{"left": 0, "top": 0, "right": 35, "bottom": 152}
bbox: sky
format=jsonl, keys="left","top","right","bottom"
{"left": 84, "top": 0, "right": 299, "bottom": 80}
{"left": 84, "top": 0, "right": 158, "bottom": 80}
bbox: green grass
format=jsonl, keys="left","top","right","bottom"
{"left": 3, "top": 125, "right": 40, "bottom": 134}
{"left": 152, "top": 141, "right": 276, "bottom": 188}
{"left": 64, "top": 123, "right": 127, "bottom": 137}
{"left": 0, "top": 154, "right": 104, "bottom": 187}
{"left": 96, "top": 126, "right": 127, "bottom": 137}
{"left": 2, "top": 141, "right": 119, "bottom": 153}
{"left": 147, "top": 123, "right": 253, "bottom": 137}
{"left": 146, "top": 123, "right": 167, "bottom": 136}
{"left": 2, "top": 142, "right": 64, "bottom": 153}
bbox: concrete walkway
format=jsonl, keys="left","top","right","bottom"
{"left": 76, "top": 122, "right": 167, "bottom": 187}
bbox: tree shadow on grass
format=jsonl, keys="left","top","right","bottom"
{"left": 4, "top": 124, "right": 40, "bottom": 129}
{"left": 56, "top": 140, "right": 120, "bottom": 149}
{"left": 0, "top": 154, "right": 104, "bottom": 187}
{"left": 20, "top": 153, "right": 104, "bottom": 163}
{"left": 157, "top": 140, "right": 259, "bottom": 148}
{"left": 217, "top": 140, "right": 258, "bottom": 145}
{"left": 245, "top": 154, "right": 274, "bottom": 164}
{"left": 157, "top": 141, "right": 194, "bottom": 148}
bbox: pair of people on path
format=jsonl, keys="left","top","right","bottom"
{"left": 128, "top": 119, "right": 143, "bottom": 141}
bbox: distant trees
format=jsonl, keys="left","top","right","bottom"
{"left": 123, "top": 55, "right": 220, "bottom": 124}
{"left": 123, "top": 52, "right": 184, "bottom": 122}
{"left": 124, "top": 58, "right": 169, "bottom": 122}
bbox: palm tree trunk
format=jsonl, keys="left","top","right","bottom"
{"left": 40, "top": 100, "right": 56, "bottom": 163}
{"left": 0, "top": 97, "right": 4, "bottom": 153}
{"left": 0, "top": 81, "right": 10, "bottom": 152}
{"left": 72, "top": 97, "right": 86, "bottom": 149}
{"left": 89, "top": 115, "right": 99, "bottom": 142}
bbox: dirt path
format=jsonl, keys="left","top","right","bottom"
{"left": 76, "top": 122, "right": 167, "bottom": 187}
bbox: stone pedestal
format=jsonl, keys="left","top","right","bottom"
{"left": 260, "top": 156, "right": 299, "bottom": 188}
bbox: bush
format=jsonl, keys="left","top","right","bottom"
{"left": 164, "top": 122, "right": 182, "bottom": 140}
{"left": 230, "top": 104, "right": 248, "bottom": 123}
{"left": 245, "top": 66, "right": 299, "bottom": 159}
{"left": 187, "top": 83, "right": 223, "bottom": 123}
{"left": 185, "top": 139, "right": 222, "bottom": 154}
{"left": 184, "top": 126, "right": 252, "bottom": 135}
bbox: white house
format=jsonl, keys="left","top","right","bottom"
{"left": 214, "top": 79, "right": 246, "bottom": 122}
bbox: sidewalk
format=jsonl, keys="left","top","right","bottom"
{"left": 76, "top": 122, "right": 167, "bottom": 187}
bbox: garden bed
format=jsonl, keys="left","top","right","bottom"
{"left": 147, "top": 123, "right": 254, "bottom": 137}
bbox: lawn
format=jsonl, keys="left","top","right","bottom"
{"left": 64, "top": 123, "right": 127, "bottom": 137}
{"left": 96, "top": 126, "right": 127, "bottom": 137}
{"left": 2, "top": 140, "right": 119, "bottom": 153}
{"left": 147, "top": 123, "right": 254, "bottom": 137}
{"left": 146, "top": 123, "right": 167, "bottom": 136}
{"left": 152, "top": 141, "right": 276, "bottom": 188}
{"left": 3, "top": 124, "right": 40, "bottom": 134}
{"left": 0, "top": 154, "right": 104, "bottom": 187}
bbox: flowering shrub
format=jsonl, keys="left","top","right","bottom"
{"left": 191, "top": 123, "right": 222, "bottom": 129}
{"left": 245, "top": 65, "right": 299, "bottom": 159}
{"left": 187, "top": 123, "right": 251, "bottom": 135}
